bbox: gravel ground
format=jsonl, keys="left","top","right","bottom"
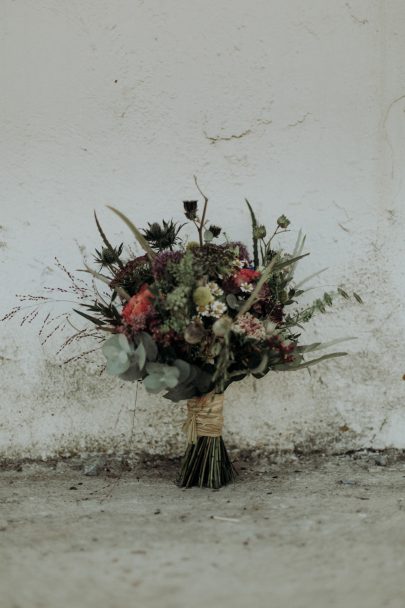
{"left": 1, "top": 453, "right": 405, "bottom": 608}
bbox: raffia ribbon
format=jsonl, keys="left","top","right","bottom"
{"left": 182, "top": 392, "right": 225, "bottom": 445}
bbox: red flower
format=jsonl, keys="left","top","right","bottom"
{"left": 234, "top": 268, "right": 261, "bottom": 287}
{"left": 122, "top": 284, "right": 154, "bottom": 325}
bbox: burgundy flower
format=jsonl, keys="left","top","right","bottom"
{"left": 152, "top": 251, "right": 184, "bottom": 281}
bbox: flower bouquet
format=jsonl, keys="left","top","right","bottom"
{"left": 5, "top": 179, "right": 361, "bottom": 489}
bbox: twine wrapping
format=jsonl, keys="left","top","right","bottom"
{"left": 183, "top": 392, "right": 225, "bottom": 445}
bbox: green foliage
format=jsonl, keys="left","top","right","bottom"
{"left": 94, "top": 212, "right": 124, "bottom": 268}
{"left": 168, "top": 251, "right": 195, "bottom": 288}
{"left": 274, "top": 351, "right": 347, "bottom": 371}
{"left": 142, "top": 358, "right": 211, "bottom": 399}
{"left": 277, "top": 214, "right": 290, "bottom": 229}
{"left": 245, "top": 199, "right": 259, "bottom": 268}
{"left": 102, "top": 332, "right": 158, "bottom": 380}
{"left": 75, "top": 300, "right": 122, "bottom": 327}
{"left": 143, "top": 362, "right": 180, "bottom": 393}
{"left": 165, "top": 285, "right": 192, "bottom": 332}
{"left": 102, "top": 334, "right": 136, "bottom": 376}
{"left": 110, "top": 257, "right": 153, "bottom": 297}
{"left": 107, "top": 206, "right": 156, "bottom": 261}
{"left": 163, "top": 360, "right": 212, "bottom": 401}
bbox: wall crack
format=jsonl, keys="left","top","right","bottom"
{"left": 204, "top": 128, "right": 252, "bottom": 144}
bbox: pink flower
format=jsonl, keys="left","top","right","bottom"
{"left": 122, "top": 284, "right": 154, "bottom": 326}
{"left": 233, "top": 268, "right": 261, "bottom": 287}
{"left": 233, "top": 313, "right": 266, "bottom": 341}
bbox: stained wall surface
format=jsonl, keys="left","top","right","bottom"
{"left": 1, "top": 0, "right": 405, "bottom": 458}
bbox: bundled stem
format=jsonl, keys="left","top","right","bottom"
{"left": 177, "top": 391, "right": 236, "bottom": 489}
{"left": 177, "top": 436, "right": 236, "bottom": 489}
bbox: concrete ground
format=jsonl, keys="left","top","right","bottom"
{"left": 1, "top": 453, "right": 405, "bottom": 608}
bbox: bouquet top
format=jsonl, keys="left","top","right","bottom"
{"left": 74, "top": 181, "right": 360, "bottom": 401}
{"left": 4, "top": 180, "right": 361, "bottom": 402}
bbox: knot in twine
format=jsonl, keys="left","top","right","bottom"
{"left": 183, "top": 392, "right": 224, "bottom": 445}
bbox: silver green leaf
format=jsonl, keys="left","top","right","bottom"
{"left": 102, "top": 334, "right": 134, "bottom": 376}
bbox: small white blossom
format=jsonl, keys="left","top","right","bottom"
{"left": 233, "top": 258, "right": 248, "bottom": 270}
{"left": 208, "top": 282, "right": 224, "bottom": 297}
{"left": 264, "top": 320, "right": 277, "bottom": 335}
{"left": 240, "top": 282, "right": 254, "bottom": 293}
{"left": 210, "top": 301, "right": 227, "bottom": 318}
{"left": 197, "top": 304, "right": 211, "bottom": 317}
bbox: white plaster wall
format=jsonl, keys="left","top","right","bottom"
{"left": 1, "top": 0, "right": 405, "bottom": 459}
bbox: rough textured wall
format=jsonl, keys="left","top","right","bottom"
{"left": 1, "top": 0, "right": 405, "bottom": 459}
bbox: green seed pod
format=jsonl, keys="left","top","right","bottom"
{"left": 277, "top": 214, "right": 290, "bottom": 229}
{"left": 213, "top": 315, "right": 233, "bottom": 337}
{"left": 193, "top": 286, "right": 214, "bottom": 307}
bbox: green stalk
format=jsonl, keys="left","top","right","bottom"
{"left": 245, "top": 199, "right": 259, "bottom": 269}
{"left": 177, "top": 436, "right": 237, "bottom": 489}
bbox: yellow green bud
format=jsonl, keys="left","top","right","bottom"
{"left": 193, "top": 286, "right": 214, "bottom": 307}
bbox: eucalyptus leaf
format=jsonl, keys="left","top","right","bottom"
{"left": 174, "top": 359, "right": 192, "bottom": 384}
{"left": 134, "top": 342, "right": 147, "bottom": 370}
{"left": 102, "top": 334, "right": 134, "bottom": 376}
{"left": 250, "top": 352, "right": 269, "bottom": 375}
{"left": 195, "top": 369, "right": 213, "bottom": 394}
{"left": 145, "top": 362, "right": 164, "bottom": 374}
{"left": 226, "top": 294, "right": 240, "bottom": 310}
{"left": 143, "top": 374, "right": 164, "bottom": 393}
{"left": 119, "top": 364, "right": 144, "bottom": 382}
{"left": 138, "top": 332, "right": 158, "bottom": 361}
{"left": 163, "top": 384, "right": 197, "bottom": 402}
{"left": 143, "top": 362, "right": 181, "bottom": 395}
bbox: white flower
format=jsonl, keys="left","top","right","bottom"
{"left": 210, "top": 301, "right": 227, "bottom": 318}
{"left": 240, "top": 282, "right": 254, "bottom": 293}
{"left": 208, "top": 281, "right": 224, "bottom": 297}
{"left": 197, "top": 304, "right": 211, "bottom": 317}
{"left": 233, "top": 258, "right": 248, "bottom": 270}
{"left": 264, "top": 320, "right": 277, "bottom": 336}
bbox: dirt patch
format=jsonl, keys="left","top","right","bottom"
{"left": 1, "top": 454, "right": 405, "bottom": 608}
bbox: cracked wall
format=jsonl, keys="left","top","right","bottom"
{"left": 1, "top": 0, "right": 405, "bottom": 459}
